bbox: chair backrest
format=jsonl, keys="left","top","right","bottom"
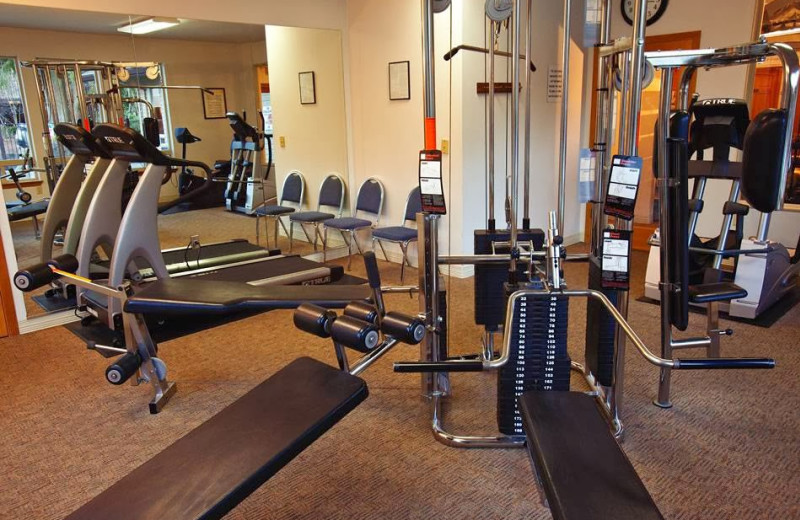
{"left": 317, "top": 173, "right": 346, "bottom": 216}
{"left": 279, "top": 170, "right": 305, "bottom": 207}
{"left": 401, "top": 186, "right": 422, "bottom": 225}
{"left": 354, "top": 177, "right": 385, "bottom": 224}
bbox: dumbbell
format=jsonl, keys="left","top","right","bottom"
{"left": 294, "top": 303, "right": 338, "bottom": 338}
{"left": 105, "top": 352, "right": 142, "bottom": 385}
{"left": 381, "top": 312, "right": 426, "bottom": 345}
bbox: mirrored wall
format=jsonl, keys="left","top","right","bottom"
{"left": 0, "top": 5, "right": 349, "bottom": 326}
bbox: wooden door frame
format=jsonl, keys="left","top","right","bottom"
{"left": 0, "top": 230, "right": 19, "bottom": 337}
{"left": 585, "top": 31, "right": 702, "bottom": 251}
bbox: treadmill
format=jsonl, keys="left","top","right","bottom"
{"left": 81, "top": 124, "right": 355, "bottom": 335}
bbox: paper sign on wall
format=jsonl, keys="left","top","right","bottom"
{"left": 547, "top": 66, "right": 563, "bottom": 103}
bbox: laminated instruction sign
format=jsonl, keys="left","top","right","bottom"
{"left": 601, "top": 229, "right": 631, "bottom": 290}
{"left": 604, "top": 154, "right": 642, "bottom": 220}
{"left": 419, "top": 149, "right": 446, "bottom": 214}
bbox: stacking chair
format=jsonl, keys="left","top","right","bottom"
{"left": 323, "top": 177, "right": 385, "bottom": 268}
{"left": 254, "top": 170, "right": 305, "bottom": 249}
{"left": 289, "top": 173, "right": 345, "bottom": 253}
{"left": 372, "top": 186, "right": 421, "bottom": 282}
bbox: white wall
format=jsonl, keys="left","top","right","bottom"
{"left": 266, "top": 26, "right": 349, "bottom": 217}
{"left": 0, "top": 25, "right": 266, "bottom": 200}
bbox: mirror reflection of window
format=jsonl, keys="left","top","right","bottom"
{"left": 0, "top": 57, "right": 33, "bottom": 177}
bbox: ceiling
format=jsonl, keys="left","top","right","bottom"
{"left": 0, "top": 4, "right": 265, "bottom": 43}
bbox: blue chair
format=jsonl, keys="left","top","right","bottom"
{"left": 323, "top": 177, "right": 385, "bottom": 268}
{"left": 254, "top": 170, "right": 305, "bottom": 249}
{"left": 289, "top": 173, "right": 346, "bottom": 253}
{"left": 372, "top": 186, "right": 421, "bottom": 282}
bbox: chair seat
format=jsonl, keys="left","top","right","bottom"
{"left": 688, "top": 282, "right": 747, "bottom": 304}
{"left": 7, "top": 200, "right": 49, "bottom": 221}
{"left": 373, "top": 226, "right": 418, "bottom": 242}
{"left": 254, "top": 205, "right": 295, "bottom": 216}
{"left": 290, "top": 211, "right": 335, "bottom": 223}
{"left": 324, "top": 217, "right": 372, "bottom": 230}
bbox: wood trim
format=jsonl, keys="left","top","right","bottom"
{"left": 2, "top": 179, "right": 43, "bottom": 189}
{"left": 0, "top": 230, "right": 19, "bottom": 337}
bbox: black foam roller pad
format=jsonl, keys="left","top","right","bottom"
{"left": 343, "top": 301, "right": 380, "bottom": 324}
{"left": 382, "top": 312, "right": 426, "bottom": 345}
{"left": 293, "top": 303, "right": 337, "bottom": 338}
{"left": 330, "top": 315, "right": 380, "bottom": 353}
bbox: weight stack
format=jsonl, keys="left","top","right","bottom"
{"left": 584, "top": 257, "right": 618, "bottom": 387}
{"left": 474, "top": 229, "right": 545, "bottom": 331}
{"left": 497, "top": 291, "right": 571, "bottom": 435}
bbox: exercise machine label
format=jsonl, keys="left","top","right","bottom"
{"left": 601, "top": 228, "right": 631, "bottom": 290}
{"left": 419, "top": 150, "right": 447, "bottom": 214}
{"left": 604, "top": 154, "right": 641, "bottom": 220}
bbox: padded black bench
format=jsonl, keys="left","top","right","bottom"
{"left": 124, "top": 278, "right": 372, "bottom": 315}
{"left": 66, "top": 357, "right": 368, "bottom": 520}
{"left": 688, "top": 282, "right": 747, "bottom": 304}
{"left": 519, "top": 391, "right": 664, "bottom": 520}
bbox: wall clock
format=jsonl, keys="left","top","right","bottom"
{"left": 621, "top": 0, "right": 669, "bottom": 26}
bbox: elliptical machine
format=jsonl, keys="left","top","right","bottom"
{"left": 161, "top": 127, "right": 228, "bottom": 214}
{"left": 224, "top": 112, "right": 274, "bottom": 215}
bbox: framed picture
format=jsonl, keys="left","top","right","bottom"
{"left": 389, "top": 60, "right": 411, "bottom": 100}
{"left": 760, "top": 0, "right": 800, "bottom": 34}
{"left": 201, "top": 88, "right": 227, "bottom": 119}
{"left": 299, "top": 71, "right": 316, "bottom": 105}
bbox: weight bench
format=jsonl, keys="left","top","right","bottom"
{"left": 519, "top": 391, "right": 664, "bottom": 520}
{"left": 66, "top": 356, "right": 368, "bottom": 520}
{"left": 7, "top": 199, "right": 49, "bottom": 238}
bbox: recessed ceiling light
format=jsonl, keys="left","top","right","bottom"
{"left": 117, "top": 17, "right": 180, "bottom": 35}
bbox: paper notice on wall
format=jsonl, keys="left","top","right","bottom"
{"left": 547, "top": 66, "right": 563, "bottom": 103}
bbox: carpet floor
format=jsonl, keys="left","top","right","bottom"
{"left": 0, "top": 251, "right": 798, "bottom": 519}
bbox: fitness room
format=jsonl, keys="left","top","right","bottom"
{"left": 0, "top": 0, "right": 797, "bottom": 519}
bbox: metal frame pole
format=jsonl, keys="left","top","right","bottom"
{"left": 557, "top": 0, "right": 572, "bottom": 233}
{"left": 509, "top": 0, "right": 522, "bottom": 277}
{"left": 523, "top": 0, "right": 533, "bottom": 230}
{"left": 591, "top": 0, "right": 612, "bottom": 256}
{"left": 489, "top": 21, "right": 496, "bottom": 230}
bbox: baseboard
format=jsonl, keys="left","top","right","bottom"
{"left": 18, "top": 310, "right": 80, "bottom": 335}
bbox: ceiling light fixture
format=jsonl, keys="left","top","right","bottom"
{"left": 117, "top": 17, "right": 180, "bottom": 35}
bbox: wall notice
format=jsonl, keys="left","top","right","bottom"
{"left": 547, "top": 66, "right": 563, "bottom": 103}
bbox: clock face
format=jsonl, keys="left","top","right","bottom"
{"left": 622, "top": 0, "right": 668, "bottom": 26}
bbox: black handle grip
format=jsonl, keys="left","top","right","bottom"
{"left": 330, "top": 315, "right": 380, "bottom": 353}
{"left": 293, "top": 303, "right": 337, "bottom": 338}
{"left": 674, "top": 358, "right": 776, "bottom": 370}
{"left": 363, "top": 251, "right": 382, "bottom": 289}
{"left": 382, "top": 312, "right": 426, "bottom": 345}
{"left": 105, "top": 352, "right": 142, "bottom": 385}
{"left": 394, "top": 360, "right": 484, "bottom": 373}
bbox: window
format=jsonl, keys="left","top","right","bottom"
{"left": 0, "top": 57, "right": 32, "bottom": 167}
{"left": 119, "top": 64, "right": 171, "bottom": 151}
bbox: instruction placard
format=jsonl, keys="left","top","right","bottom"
{"left": 604, "top": 154, "right": 642, "bottom": 220}
{"left": 601, "top": 229, "right": 631, "bottom": 290}
{"left": 419, "top": 150, "right": 446, "bottom": 214}
{"left": 578, "top": 148, "right": 596, "bottom": 203}
{"left": 547, "top": 66, "right": 563, "bottom": 103}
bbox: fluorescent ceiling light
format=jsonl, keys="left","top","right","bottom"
{"left": 762, "top": 27, "right": 800, "bottom": 39}
{"left": 117, "top": 17, "right": 180, "bottom": 35}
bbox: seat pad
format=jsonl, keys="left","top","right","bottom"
{"left": 124, "top": 278, "right": 371, "bottom": 315}
{"left": 688, "top": 282, "right": 747, "bottom": 304}
{"left": 373, "top": 226, "right": 418, "bottom": 242}
{"left": 65, "top": 357, "right": 368, "bottom": 520}
{"left": 324, "top": 217, "right": 371, "bottom": 230}
{"left": 519, "top": 391, "right": 664, "bottom": 520}
{"left": 289, "top": 211, "right": 335, "bottom": 222}
{"left": 254, "top": 205, "right": 295, "bottom": 216}
{"left": 7, "top": 200, "right": 49, "bottom": 220}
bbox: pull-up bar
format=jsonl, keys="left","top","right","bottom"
{"left": 443, "top": 44, "right": 536, "bottom": 71}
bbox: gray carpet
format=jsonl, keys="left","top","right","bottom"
{"left": 0, "top": 253, "right": 797, "bottom": 519}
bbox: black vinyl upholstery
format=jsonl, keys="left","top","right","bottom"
{"left": 688, "top": 282, "right": 747, "bottom": 304}
{"left": 666, "top": 138, "right": 690, "bottom": 331}
{"left": 519, "top": 391, "right": 664, "bottom": 520}
{"left": 65, "top": 357, "right": 368, "bottom": 520}
{"left": 124, "top": 278, "right": 371, "bottom": 315}
{"left": 741, "top": 109, "right": 789, "bottom": 213}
